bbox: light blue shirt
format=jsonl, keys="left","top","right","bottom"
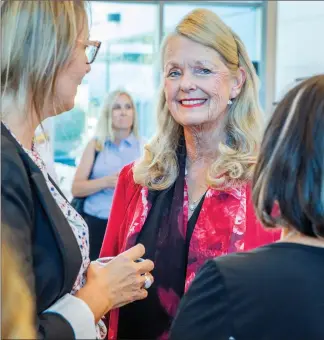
{"left": 83, "top": 134, "right": 143, "bottom": 219}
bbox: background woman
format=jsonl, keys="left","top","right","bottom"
{"left": 1, "top": 1, "right": 153, "bottom": 338}
{"left": 170, "top": 74, "right": 324, "bottom": 340}
{"left": 72, "top": 90, "right": 145, "bottom": 260}
{"left": 100, "top": 8, "right": 279, "bottom": 340}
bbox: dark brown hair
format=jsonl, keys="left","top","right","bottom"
{"left": 253, "top": 74, "right": 324, "bottom": 237}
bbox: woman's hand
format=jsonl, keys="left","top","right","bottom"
{"left": 75, "top": 244, "right": 154, "bottom": 323}
{"left": 102, "top": 172, "right": 119, "bottom": 188}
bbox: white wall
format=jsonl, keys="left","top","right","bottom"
{"left": 275, "top": 1, "right": 324, "bottom": 101}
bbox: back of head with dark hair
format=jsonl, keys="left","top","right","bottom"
{"left": 252, "top": 74, "right": 324, "bottom": 238}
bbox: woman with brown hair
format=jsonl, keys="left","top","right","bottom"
{"left": 1, "top": 1, "right": 153, "bottom": 338}
{"left": 170, "top": 75, "right": 324, "bottom": 340}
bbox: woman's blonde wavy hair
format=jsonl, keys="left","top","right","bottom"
{"left": 133, "top": 8, "right": 263, "bottom": 190}
{"left": 94, "top": 90, "right": 139, "bottom": 151}
{"left": 1, "top": 0, "right": 88, "bottom": 124}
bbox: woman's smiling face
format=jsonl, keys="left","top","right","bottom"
{"left": 163, "top": 35, "right": 234, "bottom": 127}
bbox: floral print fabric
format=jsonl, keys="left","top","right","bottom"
{"left": 101, "top": 163, "right": 280, "bottom": 340}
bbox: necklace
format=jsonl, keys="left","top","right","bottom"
{"left": 185, "top": 165, "right": 206, "bottom": 212}
{"left": 188, "top": 194, "right": 205, "bottom": 212}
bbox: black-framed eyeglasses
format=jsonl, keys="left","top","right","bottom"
{"left": 85, "top": 40, "right": 101, "bottom": 64}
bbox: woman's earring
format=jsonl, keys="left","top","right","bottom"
{"left": 228, "top": 99, "right": 233, "bottom": 105}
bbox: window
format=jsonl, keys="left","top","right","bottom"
{"left": 163, "top": 3, "right": 262, "bottom": 75}
{"left": 275, "top": 1, "right": 324, "bottom": 102}
{"left": 85, "top": 1, "right": 159, "bottom": 140}
{"left": 53, "top": 2, "right": 159, "bottom": 169}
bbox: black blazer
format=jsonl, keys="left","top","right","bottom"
{"left": 170, "top": 242, "right": 324, "bottom": 340}
{"left": 1, "top": 124, "right": 82, "bottom": 339}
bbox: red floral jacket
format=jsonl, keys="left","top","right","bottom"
{"left": 100, "top": 163, "right": 280, "bottom": 339}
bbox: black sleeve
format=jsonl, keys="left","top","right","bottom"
{"left": 38, "top": 313, "right": 75, "bottom": 339}
{"left": 1, "top": 151, "right": 35, "bottom": 288}
{"left": 170, "top": 260, "right": 234, "bottom": 340}
{"left": 1, "top": 149, "right": 75, "bottom": 339}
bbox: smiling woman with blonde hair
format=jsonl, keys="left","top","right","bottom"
{"left": 100, "top": 8, "right": 279, "bottom": 340}
{"left": 72, "top": 89, "right": 145, "bottom": 260}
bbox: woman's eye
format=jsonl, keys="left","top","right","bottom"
{"left": 196, "top": 68, "right": 211, "bottom": 75}
{"left": 168, "top": 70, "right": 181, "bottom": 78}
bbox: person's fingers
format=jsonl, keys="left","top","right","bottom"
{"left": 138, "top": 273, "right": 154, "bottom": 288}
{"left": 120, "top": 244, "right": 145, "bottom": 261}
{"left": 136, "top": 289, "right": 148, "bottom": 300}
{"left": 135, "top": 259, "right": 154, "bottom": 275}
{"left": 88, "top": 261, "right": 101, "bottom": 270}
{"left": 114, "top": 288, "right": 148, "bottom": 309}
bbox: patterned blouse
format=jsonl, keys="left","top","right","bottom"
{"left": 5, "top": 125, "right": 106, "bottom": 339}
{"left": 100, "top": 162, "right": 280, "bottom": 339}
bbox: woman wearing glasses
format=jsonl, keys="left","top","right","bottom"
{"left": 1, "top": 1, "right": 153, "bottom": 339}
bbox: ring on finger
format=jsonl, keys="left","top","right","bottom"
{"left": 143, "top": 273, "right": 152, "bottom": 289}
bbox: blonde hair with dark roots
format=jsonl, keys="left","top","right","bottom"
{"left": 94, "top": 89, "right": 139, "bottom": 151}
{"left": 1, "top": 0, "right": 89, "bottom": 124}
{"left": 133, "top": 9, "right": 263, "bottom": 190}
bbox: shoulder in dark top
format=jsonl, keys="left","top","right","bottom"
{"left": 171, "top": 242, "right": 324, "bottom": 340}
